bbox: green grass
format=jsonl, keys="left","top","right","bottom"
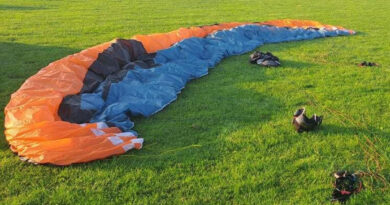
{"left": 1, "top": 0, "right": 390, "bottom": 204}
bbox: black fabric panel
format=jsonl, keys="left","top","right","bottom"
{"left": 58, "top": 39, "right": 159, "bottom": 124}
{"left": 107, "top": 42, "right": 131, "bottom": 67}
{"left": 120, "top": 39, "right": 149, "bottom": 61}
{"left": 89, "top": 52, "right": 121, "bottom": 77}
{"left": 58, "top": 95, "right": 96, "bottom": 124}
{"left": 80, "top": 70, "right": 104, "bottom": 93}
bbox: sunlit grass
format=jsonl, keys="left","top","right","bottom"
{"left": 0, "top": 0, "right": 389, "bottom": 204}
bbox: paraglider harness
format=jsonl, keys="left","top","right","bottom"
{"left": 292, "top": 108, "right": 322, "bottom": 133}
{"left": 249, "top": 51, "right": 280, "bottom": 67}
{"left": 358, "top": 61, "right": 379, "bottom": 67}
{"left": 331, "top": 171, "right": 363, "bottom": 203}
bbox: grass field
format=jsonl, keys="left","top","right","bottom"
{"left": 1, "top": 0, "right": 390, "bottom": 204}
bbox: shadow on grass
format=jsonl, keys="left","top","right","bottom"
{"left": 0, "top": 42, "right": 78, "bottom": 151}
{"left": 281, "top": 59, "right": 316, "bottom": 69}
{"left": 0, "top": 4, "right": 46, "bottom": 11}
{"left": 354, "top": 31, "right": 366, "bottom": 36}
{"left": 320, "top": 124, "right": 390, "bottom": 138}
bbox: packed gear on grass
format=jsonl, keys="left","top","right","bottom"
{"left": 358, "top": 61, "right": 379, "bottom": 67}
{"left": 249, "top": 51, "right": 280, "bottom": 67}
{"left": 4, "top": 19, "right": 354, "bottom": 165}
{"left": 292, "top": 108, "right": 322, "bottom": 133}
{"left": 331, "top": 171, "right": 363, "bottom": 203}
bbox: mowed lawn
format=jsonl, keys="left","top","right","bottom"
{"left": 1, "top": 0, "right": 390, "bottom": 204}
